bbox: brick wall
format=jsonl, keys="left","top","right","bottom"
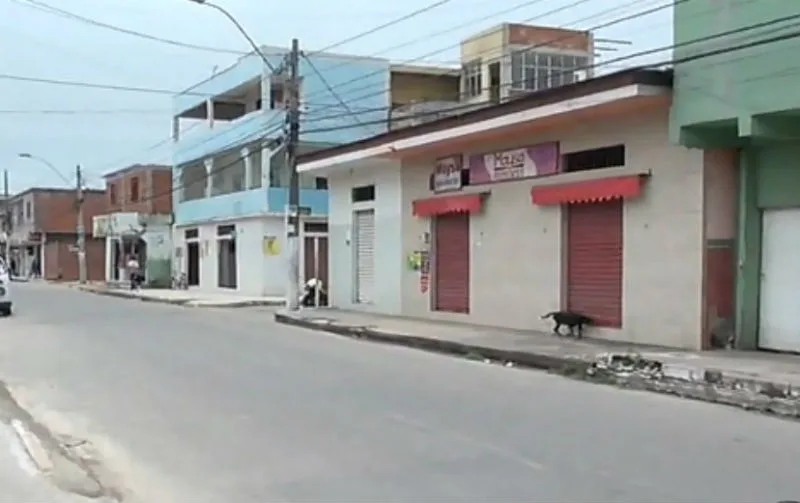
{"left": 43, "top": 234, "right": 105, "bottom": 282}
{"left": 105, "top": 165, "right": 172, "bottom": 215}
{"left": 34, "top": 189, "right": 107, "bottom": 234}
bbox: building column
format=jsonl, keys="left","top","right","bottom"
{"left": 105, "top": 236, "right": 112, "bottom": 282}
{"left": 206, "top": 99, "right": 214, "bottom": 128}
{"left": 204, "top": 158, "right": 213, "bottom": 198}
{"left": 172, "top": 117, "right": 180, "bottom": 142}
{"left": 242, "top": 147, "right": 252, "bottom": 190}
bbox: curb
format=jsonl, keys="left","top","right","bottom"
{"left": 76, "top": 286, "right": 283, "bottom": 308}
{"left": 275, "top": 313, "right": 800, "bottom": 419}
{"left": 10, "top": 419, "right": 54, "bottom": 474}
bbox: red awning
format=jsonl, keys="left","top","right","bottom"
{"left": 412, "top": 193, "right": 485, "bottom": 217}
{"left": 530, "top": 175, "right": 645, "bottom": 206}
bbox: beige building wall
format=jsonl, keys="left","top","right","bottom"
{"left": 398, "top": 108, "right": 707, "bottom": 349}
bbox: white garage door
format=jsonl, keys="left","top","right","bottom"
{"left": 759, "top": 208, "right": 800, "bottom": 352}
{"left": 354, "top": 209, "right": 375, "bottom": 304}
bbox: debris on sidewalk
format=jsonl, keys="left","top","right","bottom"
{"left": 275, "top": 309, "right": 800, "bottom": 419}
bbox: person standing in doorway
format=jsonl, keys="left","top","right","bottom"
{"left": 126, "top": 254, "right": 141, "bottom": 290}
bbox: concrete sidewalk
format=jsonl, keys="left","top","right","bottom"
{"left": 74, "top": 284, "right": 283, "bottom": 308}
{"left": 275, "top": 308, "right": 800, "bottom": 419}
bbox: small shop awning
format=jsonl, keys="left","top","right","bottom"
{"left": 530, "top": 175, "right": 645, "bottom": 206}
{"left": 412, "top": 193, "right": 485, "bottom": 217}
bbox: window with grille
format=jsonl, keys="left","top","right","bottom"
{"left": 462, "top": 59, "right": 483, "bottom": 98}
{"left": 510, "top": 51, "right": 590, "bottom": 92}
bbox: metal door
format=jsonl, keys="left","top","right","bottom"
{"left": 354, "top": 210, "right": 375, "bottom": 303}
{"left": 759, "top": 208, "right": 800, "bottom": 351}
{"left": 433, "top": 213, "right": 470, "bottom": 313}
{"left": 566, "top": 200, "right": 623, "bottom": 327}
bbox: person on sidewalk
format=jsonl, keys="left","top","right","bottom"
{"left": 127, "top": 254, "right": 142, "bottom": 290}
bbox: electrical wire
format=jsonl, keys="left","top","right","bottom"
{"left": 14, "top": 0, "right": 247, "bottom": 55}
{"left": 301, "top": 0, "right": 660, "bottom": 105}
{"left": 130, "top": 18, "right": 800, "bottom": 213}
{"left": 309, "top": 0, "right": 455, "bottom": 54}
{"left": 132, "top": 121, "right": 288, "bottom": 207}
{"left": 0, "top": 72, "right": 217, "bottom": 96}
{"left": 0, "top": 108, "right": 171, "bottom": 115}
{"left": 300, "top": 52, "right": 375, "bottom": 133}
{"left": 104, "top": 16, "right": 800, "bottom": 223}
{"left": 294, "top": 21, "right": 800, "bottom": 137}
{"left": 307, "top": 0, "right": 764, "bottom": 117}
{"left": 296, "top": 0, "right": 578, "bottom": 86}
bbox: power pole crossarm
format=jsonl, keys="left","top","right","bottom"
{"left": 285, "top": 38, "right": 301, "bottom": 311}
{"left": 76, "top": 164, "right": 87, "bottom": 284}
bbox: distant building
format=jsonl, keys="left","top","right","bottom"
{"left": 92, "top": 164, "right": 173, "bottom": 287}
{"left": 6, "top": 187, "right": 106, "bottom": 281}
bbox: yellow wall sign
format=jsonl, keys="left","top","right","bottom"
{"left": 263, "top": 236, "right": 280, "bottom": 256}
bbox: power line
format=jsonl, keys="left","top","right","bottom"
{"left": 136, "top": 121, "right": 287, "bottom": 206}
{"left": 301, "top": 0, "right": 649, "bottom": 105}
{"left": 300, "top": 52, "right": 375, "bottom": 133}
{"left": 133, "top": 20, "right": 800, "bottom": 215}
{"left": 0, "top": 72, "right": 215, "bottom": 96}
{"left": 295, "top": 19, "right": 800, "bottom": 137}
{"left": 15, "top": 0, "right": 246, "bottom": 55}
{"left": 296, "top": 0, "right": 566, "bottom": 86}
{"left": 305, "top": 0, "right": 676, "bottom": 109}
{"left": 0, "top": 108, "right": 171, "bottom": 115}
{"left": 310, "top": 0, "right": 455, "bottom": 54}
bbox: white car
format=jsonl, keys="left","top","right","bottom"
{"left": 0, "top": 258, "right": 12, "bottom": 316}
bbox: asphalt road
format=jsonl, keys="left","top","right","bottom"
{"left": 0, "top": 282, "right": 799, "bottom": 502}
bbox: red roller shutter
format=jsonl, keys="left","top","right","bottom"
{"left": 433, "top": 213, "right": 470, "bottom": 313}
{"left": 566, "top": 200, "right": 623, "bottom": 328}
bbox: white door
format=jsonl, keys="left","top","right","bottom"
{"left": 759, "top": 208, "right": 800, "bottom": 352}
{"left": 354, "top": 210, "right": 375, "bottom": 304}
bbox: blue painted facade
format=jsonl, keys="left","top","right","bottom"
{"left": 174, "top": 187, "right": 328, "bottom": 226}
{"left": 172, "top": 47, "right": 389, "bottom": 226}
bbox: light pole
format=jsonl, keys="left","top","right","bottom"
{"left": 186, "top": 0, "right": 277, "bottom": 72}
{"left": 17, "top": 153, "right": 86, "bottom": 283}
{"left": 189, "top": 0, "right": 302, "bottom": 310}
{"left": 17, "top": 153, "right": 71, "bottom": 186}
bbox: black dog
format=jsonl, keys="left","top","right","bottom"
{"left": 541, "top": 311, "right": 593, "bottom": 338}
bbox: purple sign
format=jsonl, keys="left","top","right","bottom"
{"left": 468, "top": 142, "right": 559, "bottom": 184}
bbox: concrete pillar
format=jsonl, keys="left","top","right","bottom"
{"left": 105, "top": 236, "right": 112, "bottom": 282}
{"left": 262, "top": 142, "right": 273, "bottom": 188}
{"left": 242, "top": 147, "right": 252, "bottom": 190}
{"left": 204, "top": 158, "right": 213, "bottom": 198}
{"left": 206, "top": 99, "right": 214, "bottom": 128}
{"left": 172, "top": 117, "right": 180, "bottom": 142}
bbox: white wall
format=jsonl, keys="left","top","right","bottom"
{"left": 397, "top": 108, "right": 706, "bottom": 349}
{"left": 328, "top": 161, "right": 403, "bottom": 314}
{"left": 174, "top": 216, "right": 286, "bottom": 297}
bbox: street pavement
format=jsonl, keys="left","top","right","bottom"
{"left": 0, "top": 282, "right": 799, "bottom": 502}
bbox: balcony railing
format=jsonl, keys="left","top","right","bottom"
{"left": 174, "top": 110, "right": 282, "bottom": 166}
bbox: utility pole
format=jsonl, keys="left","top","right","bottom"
{"left": 75, "top": 164, "right": 87, "bottom": 284}
{"left": 285, "top": 38, "right": 301, "bottom": 310}
{"left": 2, "top": 170, "right": 9, "bottom": 263}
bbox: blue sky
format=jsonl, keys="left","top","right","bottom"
{"left": 0, "top": 0, "right": 672, "bottom": 193}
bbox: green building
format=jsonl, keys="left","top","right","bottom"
{"left": 670, "top": 1, "right": 800, "bottom": 352}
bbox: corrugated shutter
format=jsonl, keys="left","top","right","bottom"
{"left": 433, "top": 213, "right": 470, "bottom": 313}
{"left": 566, "top": 200, "right": 623, "bottom": 327}
{"left": 354, "top": 210, "right": 375, "bottom": 303}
